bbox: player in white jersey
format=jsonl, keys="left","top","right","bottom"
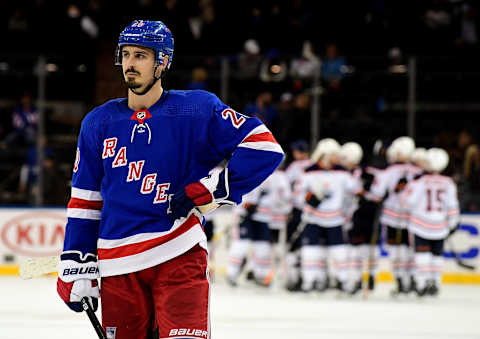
{"left": 339, "top": 142, "right": 377, "bottom": 294}
{"left": 226, "top": 169, "right": 292, "bottom": 286}
{"left": 400, "top": 148, "right": 459, "bottom": 296}
{"left": 284, "top": 140, "right": 312, "bottom": 290}
{"left": 285, "top": 140, "right": 312, "bottom": 184}
{"left": 370, "top": 136, "right": 423, "bottom": 294}
{"left": 295, "top": 138, "right": 362, "bottom": 292}
{"left": 340, "top": 142, "right": 363, "bottom": 232}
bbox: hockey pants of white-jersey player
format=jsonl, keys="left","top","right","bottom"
{"left": 300, "top": 224, "right": 348, "bottom": 291}
{"left": 348, "top": 244, "right": 380, "bottom": 287}
{"left": 413, "top": 236, "right": 444, "bottom": 290}
{"left": 386, "top": 226, "right": 413, "bottom": 289}
{"left": 227, "top": 240, "right": 272, "bottom": 283}
{"left": 227, "top": 219, "right": 272, "bottom": 284}
{"left": 285, "top": 251, "right": 301, "bottom": 287}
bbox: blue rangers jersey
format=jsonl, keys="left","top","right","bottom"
{"left": 64, "top": 90, "right": 284, "bottom": 277}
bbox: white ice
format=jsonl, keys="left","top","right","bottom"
{"left": 1, "top": 276, "right": 479, "bottom": 339}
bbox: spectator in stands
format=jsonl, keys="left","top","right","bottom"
{"left": 321, "top": 43, "right": 346, "bottom": 88}
{"left": 289, "top": 41, "right": 320, "bottom": 81}
{"left": 278, "top": 92, "right": 311, "bottom": 147}
{"left": 19, "top": 137, "right": 66, "bottom": 205}
{"left": 235, "top": 39, "right": 263, "bottom": 80}
{"left": 231, "top": 39, "right": 263, "bottom": 107}
{"left": 422, "top": 0, "right": 455, "bottom": 51}
{"left": 321, "top": 43, "right": 347, "bottom": 118}
{"left": 454, "top": 2, "right": 478, "bottom": 49}
{"left": 453, "top": 129, "right": 480, "bottom": 211}
{"left": 259, "top": 48, "right": 288, "bottom": 83}
{"left": 243, "top": 91, "right": 279, "bottom": 130}
{"left": 186, "top": 67, "right": 209, "bottom": 90}
{"left": 4, "top": 91, "right": 38, "bottom": 147}
{"left": 459, "top": 130, "right": 480, "bottom": 184}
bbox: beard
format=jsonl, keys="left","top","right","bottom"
{"left": 124, "top": 69, "right": 143, "bottom": 89}
{"left": 125, "top": 79, "right": 142, "bottom": 89}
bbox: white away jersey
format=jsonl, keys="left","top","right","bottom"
{"left": 241, "top": 170, "right": 292, "bottom": 229}
{"left": 400, "top": 174, "right": 459, "bottom": 239}
{"left": 370, "top": 163, "right": 422, "bottom": 228}
{"left": 295, "top": 165, "right": 362, "bottom": 227}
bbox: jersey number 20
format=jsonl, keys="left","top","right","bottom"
{"left": 221, "top": 109, "right": 246, "bottom": 129}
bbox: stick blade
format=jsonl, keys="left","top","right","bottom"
{"left": 458, "top": 260, "right": 476, "bottom": 271}
{"left": 19, "top": 256, "right": 60, "bottom": 279}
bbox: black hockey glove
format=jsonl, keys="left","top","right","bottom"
{"left": 361, "top": 171, "right": 375, "bottom": 191}
{"left": 394, "top": 177, "right": 408, "bottom": 193}
{"left": 305, "top": 191, "right": 323, "bottom": 208}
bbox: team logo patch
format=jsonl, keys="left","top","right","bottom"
{"left": 130, "top": 109, "right": 153, "bottom": 144}
{"left": 106, "top": 327, "right": 116, "bottom": 339}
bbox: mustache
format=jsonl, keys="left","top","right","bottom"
{"left": 125, "top": 68, "right": 140, "bottom": 75}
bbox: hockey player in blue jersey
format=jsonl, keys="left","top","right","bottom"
{"left": 56, "top": 20, "right": 284, "bottom": 339}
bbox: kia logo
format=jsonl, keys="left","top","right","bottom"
{"left": 1, "top": 212, "right": 66, "bottom": 257}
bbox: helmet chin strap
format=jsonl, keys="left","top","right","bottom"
{"left": 130, "top": 66, "right": 160, "bottom": 96}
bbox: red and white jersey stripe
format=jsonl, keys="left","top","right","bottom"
{"left": 238, "top": 125, "right": 283, "bottom": 154}
{"left": 67, "top": 187, "right": 103, "bottom": 220}
{"left": 97, "top": 212, "right": 207, "bottom": 276}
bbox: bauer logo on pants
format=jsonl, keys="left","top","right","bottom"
{"left": 106, "top": 327, "right": 116, "bottom": 339}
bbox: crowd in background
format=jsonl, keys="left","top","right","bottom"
{"left": 0, "top": 0, "right": 479, "bottom": 211}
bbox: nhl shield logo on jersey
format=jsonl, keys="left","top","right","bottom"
{"left": 130, "top": 109, "right": 153, "bottom": 144}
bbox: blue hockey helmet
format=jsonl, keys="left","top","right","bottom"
{"left": 115, "top": 20, "right": 174, "bottom": 70}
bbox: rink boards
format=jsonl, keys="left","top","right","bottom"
{"left": 0, "top": 207, "right": 478, "bottom": 283}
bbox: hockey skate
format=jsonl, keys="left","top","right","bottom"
{"left": 286, "top": 279, "right": 303, "bottom": 292}
{"left": 315, "top": 279, "right": 329, "bottom": 292}
{"left": 390, "top": 278, "right": 411, "bottom": 297}
{"left": 426, "top": 280, "right": 439, "bottom": 296}
{"left": 414, "top": 284, "right": 429, "bottom": 297}
{"left": 349, "top": 280, "right": 362, "bottom": 295}
{"left": 226, "top": 276, "right": 238, "bottom": 287}
{"left": 246, "top": 270, "right": 255, "bottom": 281}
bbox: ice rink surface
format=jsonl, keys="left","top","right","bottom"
{"left": 1, "top": 276, "right": 479, "bottom": 339}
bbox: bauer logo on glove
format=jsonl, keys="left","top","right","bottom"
{"left": 57, "top": 251, "right": 100, "bottom": 313}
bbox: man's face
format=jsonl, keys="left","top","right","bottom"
{"left": 121, "top": 45, "right": 156, "bottom": 90}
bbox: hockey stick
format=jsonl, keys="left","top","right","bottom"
{"left": 363, "top": 202, "right": 382, "bottom": 299}
{"left": 19, "top": 255, "right": 60, "bottom": 279}
{"left": 18, "top": 202, "right": 218, "bottom": 278}
{"left": 81, "top": 297, "right": 107, "bottom": 339}
{"left": 445, "top": 237, "right": 476, "bottom": 271}
{"left": 287, "top": 221, "right": 307, "bottom": 252}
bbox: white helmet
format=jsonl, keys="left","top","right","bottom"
{"left": 426, "top": 148, "right": 449, "bottom": 173}
{"left": 386, "top": 144, "right": 396, "bottom": 164}
{"left": 411, "top": 147, "right": 428, "bottom": 167}
{"left": 311, "top": 138, "right": 341, "bottom": 162}
{"left": 391, "top": 136, "right": 415, "bottom": 161}
{"left": 340, "top": 142, "right": 363, "bottom": 166}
